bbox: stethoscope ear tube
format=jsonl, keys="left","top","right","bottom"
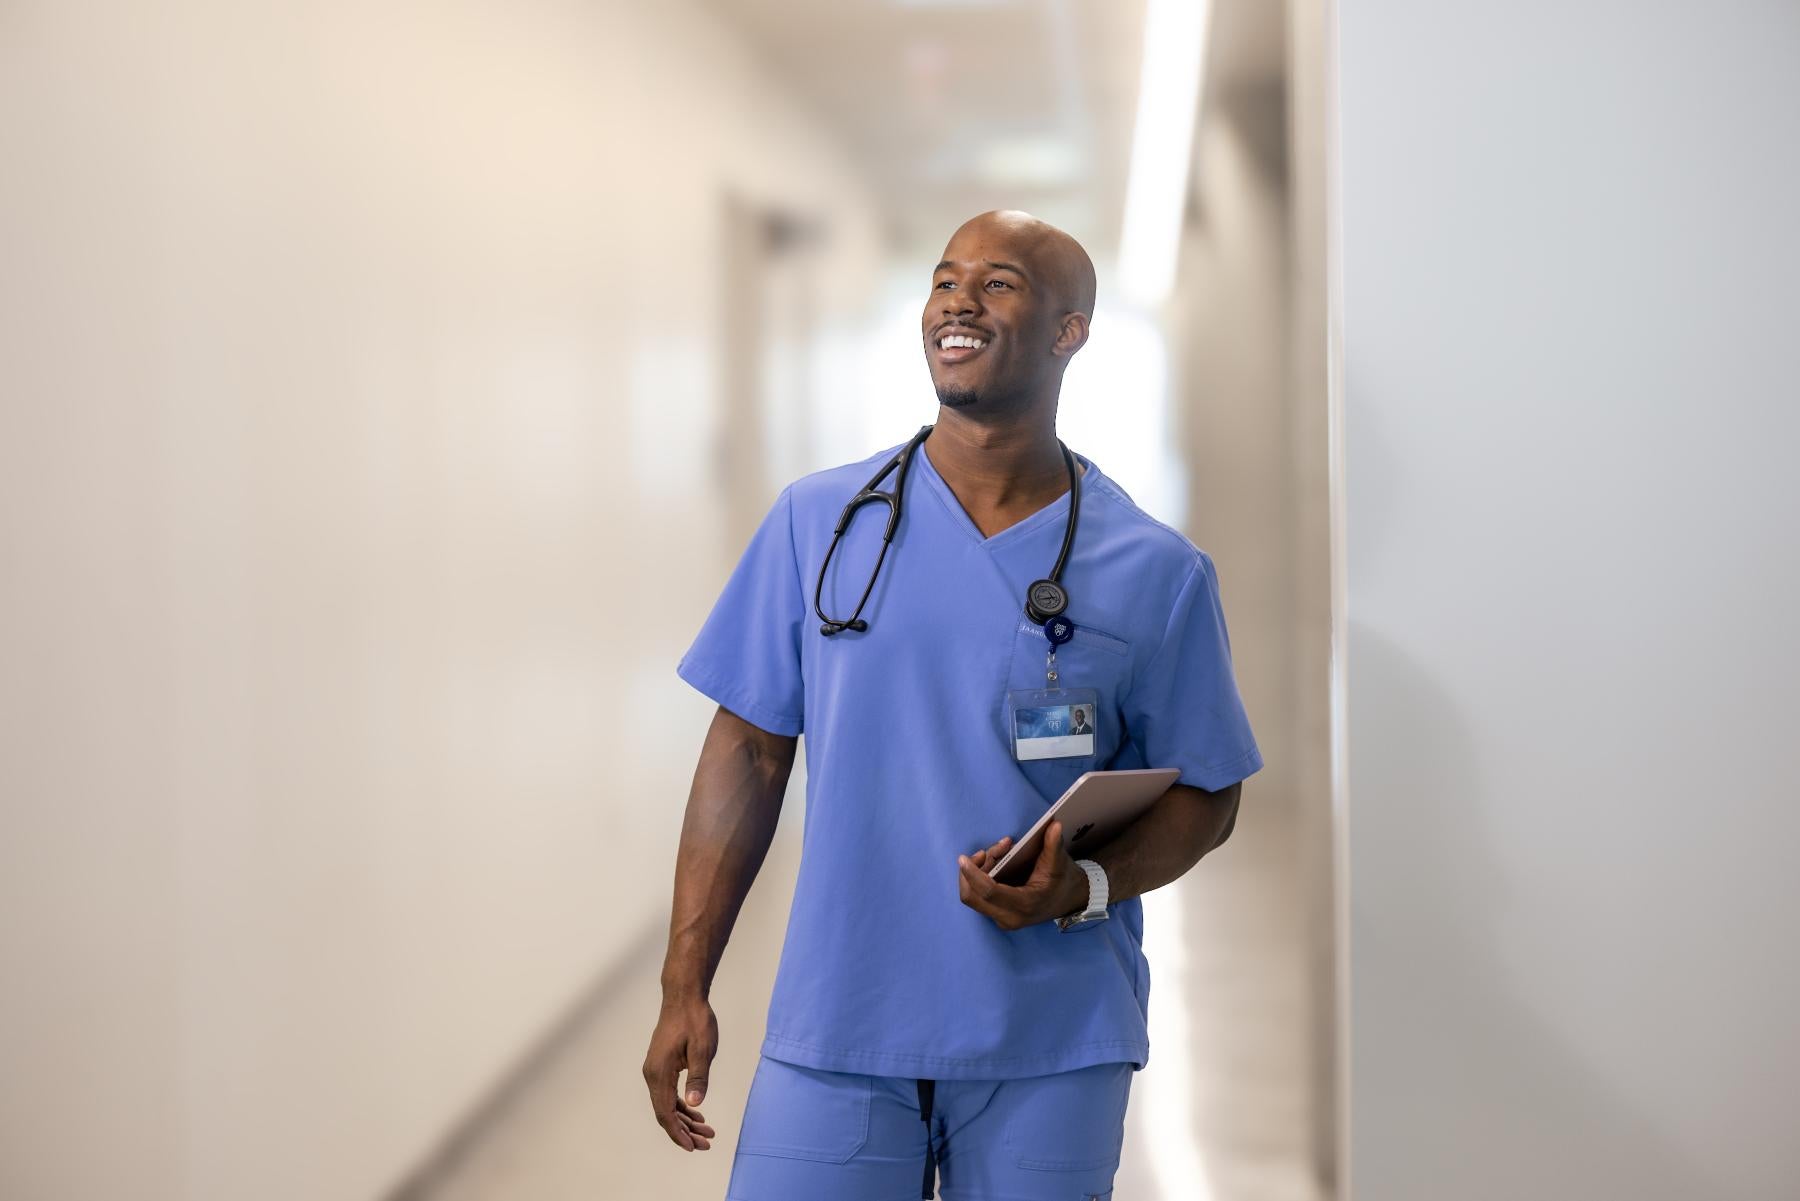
{"left": 814, "top": 425, "right": 932, "bottom": 637}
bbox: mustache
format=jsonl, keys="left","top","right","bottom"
{"left": 930, "top": 321, "right": 993, "bottom": 339}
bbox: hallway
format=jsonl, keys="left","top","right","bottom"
{"left": 1, "top": 2, "right": 1334, "bottom": 1199}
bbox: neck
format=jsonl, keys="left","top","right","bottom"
{"left": 927, "top": 409, "right": 1064, "bottom": 489}
{"left": 921, "top": 407, "right": 1082, "bottom": 538}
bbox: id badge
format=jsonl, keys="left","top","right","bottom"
{"left": 1007, "top": 686, "right": 1099, "bottom": 761}
{"left": 1006, "top": 614, "right": 1099, "bottom": 763}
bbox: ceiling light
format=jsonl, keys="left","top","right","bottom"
{"left": 1118, "top": 0, "right": 1211, "bottom": 309}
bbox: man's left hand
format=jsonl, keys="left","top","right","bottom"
{"left": 957, "top": 820, "right": 1088, "bottom": 931}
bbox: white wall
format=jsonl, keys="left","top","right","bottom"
{"left": 0, "top": 3, "right": 879, "bottom": 1200}
{"left": 1338, "top": 4, "right": 1800, "bottom": 1197}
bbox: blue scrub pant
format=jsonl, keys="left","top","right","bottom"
{"left": 725, "top": 1054, "right": 1133, "bottom": 1201}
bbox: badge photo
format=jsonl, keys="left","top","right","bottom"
{"left": 1008, "top": 687, "right": 1099, "bottom": 762}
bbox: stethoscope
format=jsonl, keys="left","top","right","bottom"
{"left": 814, "top": 424, "right": 1083, "bottom": 638}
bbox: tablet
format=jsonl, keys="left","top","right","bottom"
{"left": 986, "top": 768, "right": 1180, "bottom": 885}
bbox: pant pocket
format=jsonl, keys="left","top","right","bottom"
{"left": 735, "top": 1057, "right": 872, "bottom": 1164}
{"left": 1001, "top": 1061, "right": 1132, "bottom": 1175}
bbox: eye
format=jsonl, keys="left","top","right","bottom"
{"left": 935, "top": 280, "right": 955, "bottom": 290}
{"left": 986, "top": 279, "right": 1011, "bottom": 290}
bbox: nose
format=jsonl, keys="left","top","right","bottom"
{"left": 940, "top": 287, "right": 981, "bottom": 320}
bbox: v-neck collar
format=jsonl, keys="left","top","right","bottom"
{"left": 911, "top": 435, "right": 1097, "bottom": 551}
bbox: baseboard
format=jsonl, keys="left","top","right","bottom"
{"left": 381, "top": 921, "right": 666, "bottom": 1201}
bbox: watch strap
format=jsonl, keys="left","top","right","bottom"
{"left": 1057, "top": 859, "right": 1109, "bottom": 930}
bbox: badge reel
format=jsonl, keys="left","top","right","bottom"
{"left": 1006, "top": 615, "right": 1099, "bottom": 764}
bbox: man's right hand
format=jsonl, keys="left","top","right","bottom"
{"left": 646, "top": 707, "right": 794, "bottom": 1153}
{"left": 643, "top": 994, "right": 720, "bottom": 1152}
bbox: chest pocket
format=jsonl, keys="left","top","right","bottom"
{"left": 1004, "top": 617, "right": 1134, "bottom": 804}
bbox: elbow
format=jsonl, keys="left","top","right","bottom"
{"left": 1206, "top": 781, "right": 1243, "bottom": 855}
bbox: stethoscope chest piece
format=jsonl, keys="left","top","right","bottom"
{"left": 1026, "top": 578, "right": 1069, "bottom": 624}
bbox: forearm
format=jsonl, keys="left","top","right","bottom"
{"left": 1087, "top": 780, "right": 1241, "bottom": 906}
{"left": 659, "top": 708, "right": 796, "bottom": 1001}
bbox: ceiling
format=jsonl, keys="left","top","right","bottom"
{"left": 698, "top": 0, "right": 1288, "bottom": 262}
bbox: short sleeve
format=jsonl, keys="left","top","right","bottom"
{"left": 1120, "top": 551, "right": 1263, "bottom": 792}
{"left": 676, "top": 486, "right": 806, "bottom": 736}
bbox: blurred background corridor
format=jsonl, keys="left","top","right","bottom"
{"left": 16, "top": 1, "right": 1798, "bottom": 1199}
{"left": 1, "top": 2, "right": 1334, "bottom": 1199}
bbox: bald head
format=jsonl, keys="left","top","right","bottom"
{"left": 947, "top": 210, "right": 1097, "bottom": 318}
{"left": 922, "top": 210, "right": 1097, "bottom": 417}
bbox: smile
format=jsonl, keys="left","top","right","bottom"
{"left": 933, "top": 327, "right": 990, "bottom": 363}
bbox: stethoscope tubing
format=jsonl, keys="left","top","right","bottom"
{"left": 814, "top": 424, "right": 1081, "bottom": 637}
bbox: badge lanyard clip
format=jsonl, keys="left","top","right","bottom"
{"left": 1043, "top": 615, "right": 1074, "bottom": 689}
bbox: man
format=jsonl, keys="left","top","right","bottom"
{"left": 643, "top": 210, "right": 1262, "bottom": 1200}
{"left": 1070, "top": 705, "right": 1095, "bottom": 737}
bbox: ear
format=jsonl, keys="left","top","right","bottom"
{"left": 1051, "top": 311, "right": 1090, "bottom": 359}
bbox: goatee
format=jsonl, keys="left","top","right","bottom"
{"left": 936, "top": 385, "right": 980, "bottom": 409}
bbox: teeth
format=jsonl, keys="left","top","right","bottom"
{"left": 938, "top": 334, "right": 986, "bottom": 350}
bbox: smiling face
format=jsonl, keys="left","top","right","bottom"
{"left": 921, "top": 211, "right": 1095, "bottom": 417}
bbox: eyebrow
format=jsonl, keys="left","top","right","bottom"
{"left": 933, "top": 259, "right": 1030, "bottom": 279}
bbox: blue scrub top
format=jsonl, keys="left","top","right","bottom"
{"left": 677, "top": 439, "right": 1263, "bottom": 1081}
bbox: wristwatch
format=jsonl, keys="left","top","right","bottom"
{"left": 1056, "top": 859, "right": 1110, "bottom": 932}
